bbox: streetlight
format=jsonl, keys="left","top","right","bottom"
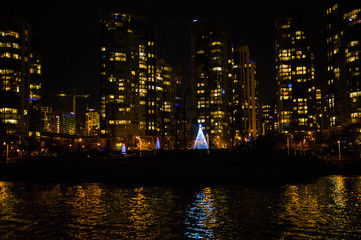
{"left": 338, "top": 140, "right": 341, "bottom": 160}
{"left": 287, "top": 135, "right": 290, "bottom": 156}
{"left": 136, "top": 136, "right": 142, "bottom": 157}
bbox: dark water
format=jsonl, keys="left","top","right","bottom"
{"left": 1, "top": 175, "right": 361, "bottom": 239}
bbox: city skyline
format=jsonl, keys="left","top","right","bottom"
{"left": 1, "top": 0, "right": 325, "bottom": 110}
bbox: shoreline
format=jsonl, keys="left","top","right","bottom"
{"left": 0, "top": 150, "right": 360, "bottom": 183}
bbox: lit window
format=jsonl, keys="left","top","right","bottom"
{"left": 212, "top": 67, "right": 222, "bottom": 71}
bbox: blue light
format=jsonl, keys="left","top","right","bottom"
{"left": 193, "top": 19, "right": 198, "bottom": 22}
{"left": 221, "top": 89, "right": 225, "bottom": 94}
{"left": 121, "top": 144, "right": 126, "bottom": 154}
{"left": 174, "top": 104, "right": 180, "bottom": 107}
{"left": 288, "top": 84, "right": 292, "bottom": 88}
{"left": 28, "top": 98, "right": 39, "bottom": 101}
{"left": 155, "top": 138, "right": 160, "bottom": 150}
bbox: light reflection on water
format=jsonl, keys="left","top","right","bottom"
{"left": 1, "top": 176, "right": 361, "bottom": 239}
{"left": 185, "top": 187, "right": 216, "bottom": 239}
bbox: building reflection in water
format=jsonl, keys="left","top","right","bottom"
{"left": 65, "top": 183, "right": 106, "bottom": 239}
{"left": 278, "top": 175, "right": 360, "bottom": 239}
{"left": 1, "top": 176, "right": 361, "bottom": 239}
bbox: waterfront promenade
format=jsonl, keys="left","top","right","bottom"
{"left": 1, "top": 149, "right": 357, "bottom": 183}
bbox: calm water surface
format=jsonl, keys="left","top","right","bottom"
{"left": 1, "top": 175, "right": 361, "bottom": 239}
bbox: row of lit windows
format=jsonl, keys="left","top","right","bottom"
{"left": 109, "top": 52, "right": 126, "bottom": 61}
{"left": 346, "top": 50, "right": 359, "bottom": 63}
{"left": 326, "top": 34, "right": 340, "bottom": 44}
{"left": 0, "top": 108, "right": 18, "bottom": 114}
{"left": 0, "top": 69, "right": 17, "bottom": 75}
{"left": 211, "top": 41, "right": 222, "bottom": 46}
{"left": 0, "top": 52, "right": 20, "bottom": 59}
{"left": 211, "top": 111, "right": 225, "bottom": 116}
{"left": 0, "top": 31, "right": 20, "bottom": 38}
{"left": 350, "top": 91, "right": 361, "bottom": 98}
{"left": 30, "top": 67, "right": 41, "bottom": 74}
{"left": 0, "top": 42, "right": 20, "bottom": 49}
{"left": 212, "top": 67, "right": 222, "bottom": 71}
{"left": 280, "top": 96, "right": 290, "bottom": 100}
{"left": 351, "top": 112, "right": 361, "bottom": 119}
{"left": 326, "top": 4, "right": 338, "bottom": 15}
{"left": 30, "top": 83, "right": 41, "bottom": 90}
{"left": 0, "top": 107, "right": 20, "bottom": 125}
{"left": 108, "top": 120, "right": 132, "bottom": 125}
{"left": 280, "top": 111, "right": 292, "bottom": 117}
{"left": 211, "top": 49, "right": 221, "bottom": 53}
{"left": 1, "top": 80, "right": 20, "bottom": 92}
{"left": 344, "top": 9, "right": 361, "bottom": 26}
{"left": 281, "top": 24, "right": 290, "bottom": 29}
{"left": 328, "top": 98, "right": 335, "bottom": 110}
{"left": 349, "top": 41, "right": 359, "bottom": 47}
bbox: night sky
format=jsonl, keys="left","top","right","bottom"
{"left": 1, "top": 0, "right": 325, "bottom": 112}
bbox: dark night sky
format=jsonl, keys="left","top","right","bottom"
{"left": 1, "top": 0, "right": 325, "bottom": 112}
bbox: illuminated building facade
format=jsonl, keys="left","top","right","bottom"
{"left": 156, "top": 59, "right": 182, "bottom": 149}
{"left": 233, "top": 45, "right": 259, "bottom": 140}
{"left": 60, "top": 113, "right": 75, "bottom": 135}
{"left": 85, "top": 108, "right": 100, "bottom": 136}
{"left": 275, "top": 16, "right": 316, "bottom": 134}
{"left": 28, "top": 31, "right": 42, "bottom": 139}
{"left": 41, "top": 106, "right": 53, "bottom": 133}
{"left": 100, "top": 13, "right": 157, "bottom": 149}
{"left": 0, "top": 17, "right": 42, "bottom": 142}
{"left": 261, "top": 105, "right": 277, "bottom": 136}
{"left": 324, "top": 2, "right": 361, "bottom": 129}
{"left": 191, "top": 21, "right": 233, "bottom": 148}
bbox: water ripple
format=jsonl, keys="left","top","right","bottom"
{"left": 1, "top": 176, "right": 361, "bottom": 239}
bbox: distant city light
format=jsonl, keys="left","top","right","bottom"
{"left": 193, "top": 19, "right": 198, "bottom": 22}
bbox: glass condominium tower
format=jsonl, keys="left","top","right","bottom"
{"left": 233, "top": 45, "right": 258, "bottom": 141}
{"left": 100, "top": 13, "right": 157, "bottom": 149}
{"left": 275, "top": 16, "right": 316, "bottom": 134}
{"left": 0, "top": 17, "right": 42, "bottom": 142}
{"left": 191, "top": 21, "right": 233, "bottom": 149}
{"left": 324, "top": 2, "right": 361, "bottom": 130}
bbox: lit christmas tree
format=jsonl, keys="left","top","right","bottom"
{"left": 155, "top": 137, "right": 160, "bottom": 150}
{"left": 121, "top": 144, "right": 126, "bottom": 155}
{"left": 193, "top": 124, "right": 208, "bottom": 149}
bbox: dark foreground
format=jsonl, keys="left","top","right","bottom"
{"left": 0, "top": 150, "right": 359, "bottom": 183}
